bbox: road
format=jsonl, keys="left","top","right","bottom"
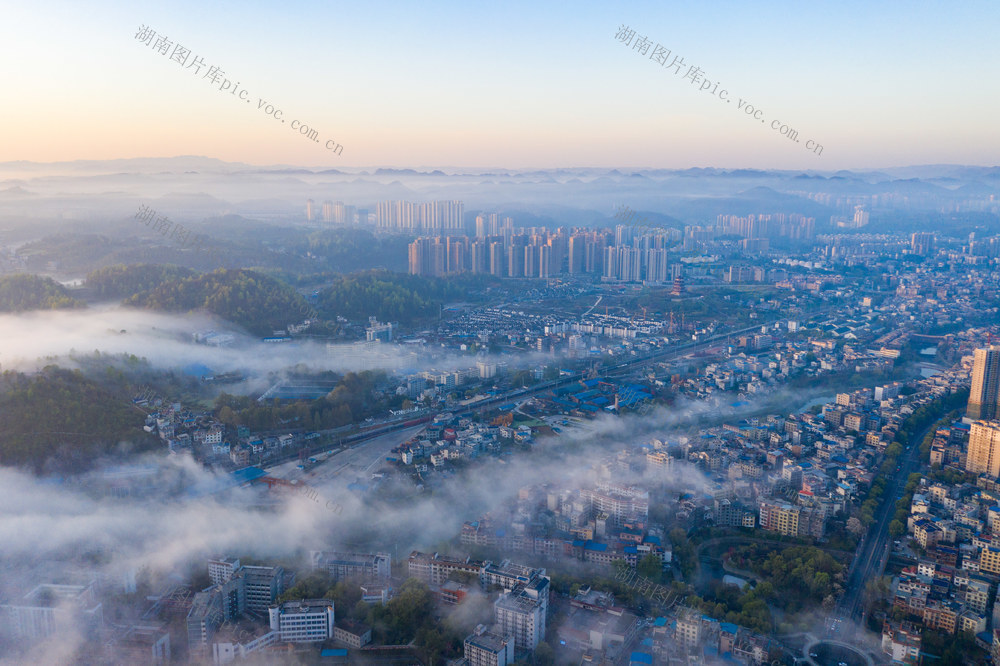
{"left": 267, "top": 424, "right": 427, "bottom": 484}
{"left": 257, "top": 308, "right": 838, "bottom": 475}
{"left": 835, "top": 418, "right": 931, "bottom": 628}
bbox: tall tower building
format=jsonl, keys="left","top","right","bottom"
{"left": 568, "top": 234, "right": 586, "bottom": 274}
{"left": 911, "top": 232, "right": 935, "bottom": 256}
{"left": 306, "top": 199, "right": 315, "bottom": 221}
{"left": 489, "top": 242, "right": 505, "bottom": 277}
{"left": 967, "top": 421, "right": 1000, "bottom": 478}
{"left": 969, "top": 346, "right": 1000, "bottom": 420}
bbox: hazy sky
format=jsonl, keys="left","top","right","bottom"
{"left": 2, "top": 0, "right": 998, "bottom": 170}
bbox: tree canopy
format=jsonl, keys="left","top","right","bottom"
{"left": 0, "top": 274, "right": 84, "bottom": 312}
{"left": 124, "top": 268, "right": 314, "bottom": 336}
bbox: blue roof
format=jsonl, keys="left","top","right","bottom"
{"left": 654, "top": 617, "right": 667, "bottom": 626}
{"left": 582, "top": 378, "right": 601, "bottom": 388}
{"left": 624, "top": 545, "right": 637, "bottom": 553}
{"left": 321, "top": 648, "right": 348, "bottom": 657}
{"left": 186, "top": 466, "right": 267, "bottom": 497}
{"left": 629, "top": 652, "right": 653, "bottom": 665}
{"left": 584, "top": 541, "right": 607, "bottom": 552}
{"left": 720, "top": 622, "right": 739, "bottom": 634}
{"left": 645, "top": 535, "right": 662, "bottom": 545}
{"left": 232, "top": 467, "right": 267, "bottom": 483}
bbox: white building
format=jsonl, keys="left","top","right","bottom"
{"left": 0, "top": 582, "right": 103, "bottom": 641}
{"left": 465, "top": 625, "right": 515, "bottom": 666}
{"left": 493, "top": 578, "right": 549, "bottom": 653}
{"left": 208, "top": 557, "right": 241, "bottom": 586}
{"left": 268, "top": 600, "right": 334, "bottom": 643}
{"left": 212, "top": 629, "right": 280, "bottom": 664}
{"left": 310, "top": 551, "right": 392, "bottom": 580}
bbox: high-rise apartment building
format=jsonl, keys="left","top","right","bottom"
{"left": 242, "top": 566, "right": 286, "bottom": 613}
{"left": 376, "top": 200, "right": 464, "bottom": 233}
{"left": 465, "top": 626, "right": 515, "bottom": 666}
{"left": 493, "top": 577, "right": 549, "bottom": 653}
{"left": 969, "top": 346, "right": 1000, "bottom": 420}
{"left": 911, "top": 232, "right": 935, "bottom": 256}
{"left": 967, "top": 421, "right": 1000, "bottom": 478}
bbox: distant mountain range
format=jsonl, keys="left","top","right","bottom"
{"left": 0, "top": 157, "right": 996, "bottom": 234}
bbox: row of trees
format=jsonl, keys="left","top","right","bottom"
{"left": 858, "top": 387, "right": 970, "bottom": 528}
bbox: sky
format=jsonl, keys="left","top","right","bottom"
{"left": 1, "top": 0, "right": 998, "bottom": 170}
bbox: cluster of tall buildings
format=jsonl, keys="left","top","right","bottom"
{"left": 406, "top": 553, "right": 550, "bottom": 661}
{"left": 376, "top": 200, "right": 465, "bottom": 233}
{"left": 409, "top": 221, "right": 686, "bottom": 284}
{"left": 305, "top": 199, "right": 367, "bottom": 224}
{"left": 715, "top": 212, "right": 815, "bottom": 240}
{"left": 965, "top": 345, "right": 1000, "bottom": 477}
{"left": 188, "top": 557, "right": 287, "bottom": 653}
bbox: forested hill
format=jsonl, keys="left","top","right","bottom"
{"left": 124, "top": 268, "right": 312, "bottom": 336}
{"left": 86, "top": 263, "right": 197, "bottom": 299}
{"left": 314, "top": 270, "right": 485, "bottom": 325}
{"left": 0, "top": 367, "right": 157, "bottom": 473}
{"left": 0, "top": 274, "right": 85, "bottom": 312}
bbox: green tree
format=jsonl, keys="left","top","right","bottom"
{"left": 534, "top": 641, "right": 555, "bottom": 666}
{"left": 638, "top": 553, "right": 664, "bottom": 583}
